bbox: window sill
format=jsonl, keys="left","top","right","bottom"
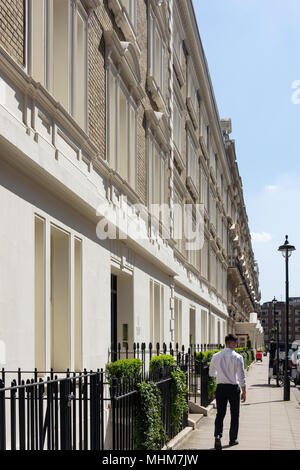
{"left": 173, "top": 144, "right": 185, "bottom": 172}
{"left": 186, "top": 176, "right": 199, "bottom": 201}
{"left": 209, "top": 223, "right": 217, "bottom": 238}
{"left": 199, "top": 136, "right": 209, "bottom": 161}
{"left": 173, "top": 52, "right": 185, "bottom": 87}
{"left": 210, "top": 166, "right": 216, "bottom": 185}
{"left": 108, "top": 0, "right": 141, "bottom": 55}
{"left": 104, "top": 30, "right": 144, "bottom": 103}
{"left": 82, "top": 0, "right": 101, "bottom": 11}
{"left": 145, "top": 108, "right": 170, "bottom": 151}
{"left": 186, "top": 97, "right": 198, "bottom": 130}
{"left": 216, "top": 236, "right": 222, "bottom": 250}
{"left": 147, "top": 75, "right": 167, "bottom": 113}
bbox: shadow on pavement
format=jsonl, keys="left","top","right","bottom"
{"left": 250, "top": 383, "right": 298, "bottom": 389}
{"left": 242, "top": 400, "right": 283, "bottom": 406}
{"left": 250, "top": 384, "right": 279, "bottom": 388}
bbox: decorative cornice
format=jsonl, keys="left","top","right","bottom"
{"left": 145, "top": 109, "right": 170, "bottom": 152}
{"left": 108, "top": 0, "right": 141, "bottom": 53}
{"left": 146, "top": 75, "right": 168, "bottom": 113}
{"left": 149, "top": 0, "right": 169, "bottom": 43}
{"left": 186, "top": 97, "right": 198, "bottom": 129}
{"left": 186, "top": 176, "right": 199, "bottom": 201}
{"left": 81, "top": 0, "right": 101, "bottom": 12}
{"left": 104, "top": 30, "right": 144, "bottom": 103}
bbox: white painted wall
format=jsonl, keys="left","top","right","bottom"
{"left": 0, "top": 158, "right": 112, "bottom": 372}
{"left": 0, "top": 160, "right": 35, "bottom": 371}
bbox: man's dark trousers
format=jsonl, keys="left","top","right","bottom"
{"left": 214, "top": 384, "right": 240, "bottom": 441}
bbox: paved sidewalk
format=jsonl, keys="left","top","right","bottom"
{"left": 177, "top": 356, "right": 300, "bottom": 450}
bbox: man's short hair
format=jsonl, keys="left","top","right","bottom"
{"left": 225, "top": 334, "right": 238, "bottom": 344}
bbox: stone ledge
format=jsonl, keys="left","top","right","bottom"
{"left": 189, "top": 399, "right": 215, "bottom": 416}
{"left": 188, "top": 413, "right": 205, "bottom": 430}
{"left": 162, "top": 426, "right": 194, "bottom": 450}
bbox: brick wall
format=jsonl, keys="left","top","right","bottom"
{"left": 0, "top": 0, "right": 25, "bottom": 67}
{"left": 88, "top": 0, "right": 169, "bottom": 206}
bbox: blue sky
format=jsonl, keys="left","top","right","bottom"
{"left": 194, "top": 0, "right": 300, "bottom": 303}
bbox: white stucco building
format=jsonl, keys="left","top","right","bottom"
{"left": 0, "top": 0, "right": 261, "bottom": 374}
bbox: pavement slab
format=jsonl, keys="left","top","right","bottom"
{"left": 176, "top": 355, "right": 300, "bottom": 451}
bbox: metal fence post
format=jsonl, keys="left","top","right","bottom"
{"left": 10, "top": 381, "right": 17, "bottom": 450}
{"left": 111, "top": 376, "right": 117, "bottom": 450}
{"left": 60, "top": 379, "right": 71, "bottom": 450}
{"left": 0, "top": 380, "right": 6, "bottom": 450}
{"left": 200, "top": 352, "right": 207, "bottom": 407}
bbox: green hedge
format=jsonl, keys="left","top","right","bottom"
{"left": 149, "top": 354, "right": 175, "bottom": 371}
{"left": 106, "top": 357, "right": 187, "bottom": 450}
{"left": 105, "top": 358, "right": 143, "bottom": 384}
{"left": 170, "top": 367, "right": 189, "bottom": 435}
{"left": 134, "top": 381, "right": 166, "bottom": 450}
{"left": 134, "top": 365, "right": 187, "bottom": 450}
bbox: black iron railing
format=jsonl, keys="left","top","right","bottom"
{"left": 110, "top": 342, "right": 223, "bottom": 362}
{"left": 0, "top": 343, "right": 224, "bottom": 451}
{"left": 0, "top": 370, "right": 107, "bottom": 450}
{"left": 110, "top": 366, "right": 189, "bottom": 450}
{"left": 109, "top": 342, "right": 223, "bottom": 408}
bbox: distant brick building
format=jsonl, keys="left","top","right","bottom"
{"left": 259, "top": 298, "right": 300, "bottom": 345}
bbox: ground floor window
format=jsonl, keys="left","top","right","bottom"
{"left": 34, "top": 216, "right": 82, "bottom": 371}
{"left": 174, "top": 297, "right": 182, "bottom": 347}
{"left": 201, "top": 310, "right": 208, "bottom": 345}
{"left": 149, "top": 279, "right": 164, "bottom": 346}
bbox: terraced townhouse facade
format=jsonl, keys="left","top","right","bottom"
{"left": 0, "top": 0, "right": 261, "bottom": 373}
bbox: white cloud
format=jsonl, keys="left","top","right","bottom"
{"left": 265, "top": 185, "right": 279, "bottom": 191}
{"left": 251, "top": 232, "right": 272, "bottom": 243}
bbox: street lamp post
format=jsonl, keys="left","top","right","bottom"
{"left": 275, "top": 319, "right": 280, "bottom": 387}
{"left": 278, "top": 235, "right": 296, "bottom": 401}
{"left": 272, "top": 296, "right": 279, "bottom": 387}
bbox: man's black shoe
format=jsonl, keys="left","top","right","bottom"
{"left": 214, "top": 436, "right": 222, "bottom": 450}
{"left": 229, "top": 440, "right": 239, "bottom": 447}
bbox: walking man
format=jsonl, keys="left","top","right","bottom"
{"left": 209, "top": 334, "right": 246, "bottom": 450}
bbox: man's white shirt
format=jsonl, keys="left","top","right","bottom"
{"left": 208, "top": 348, "right": 246, "bottom": 387}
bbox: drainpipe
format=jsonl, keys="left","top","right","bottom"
{"left": 168, "top": 0, "right": 175, "bottom": 346}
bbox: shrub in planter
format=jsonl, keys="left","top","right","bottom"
{"left": 170, "top": 367, "right": 189, "bottom": 435}
{"left": 134, "top": 381, "right": 166, "bottom": 450}
{"left": 149, "top": 354, "right": 175, "bottom": 372}
{"left": 105, "top": 358, "right": 143, "bottom": 384}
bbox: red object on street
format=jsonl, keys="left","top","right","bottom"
{"left": 256, "top": 350, "right": 263, "bottom": 361}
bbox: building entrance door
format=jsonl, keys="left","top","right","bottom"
{"left": 111, "top": 274, "right": 118, "bottom": 362}
{"left": 189, "top": 308, "right": 196, "bottom": 347}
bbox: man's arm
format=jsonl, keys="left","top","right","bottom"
{"left": 237, "top": 356, "right": 246, "bottom": 402}
{"left": 209, "top": 354, "right": 217, "bottom": 378}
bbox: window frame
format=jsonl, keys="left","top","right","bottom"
{"left": 106, "top": 63, "right": 138, "bottom": 190}
{"left": 186, "top": 130, "right": 199, "bottom": 197}
{"left": 147, "top": 132, "right": 167, "bottom": 207}
{"left": 149, "top": 9, "right": 166, "bottom": 98}
{"left": 28, "top": 0, "right": 88, "bottom": 131}
{"left": 173, "top": 94, "right": 183, "bottom": 157}
{"left": 186, "top": 56, "right": 199, "bottom": 126}
{"left": 121, "top": 0, "right": 137, "bottom": 31}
